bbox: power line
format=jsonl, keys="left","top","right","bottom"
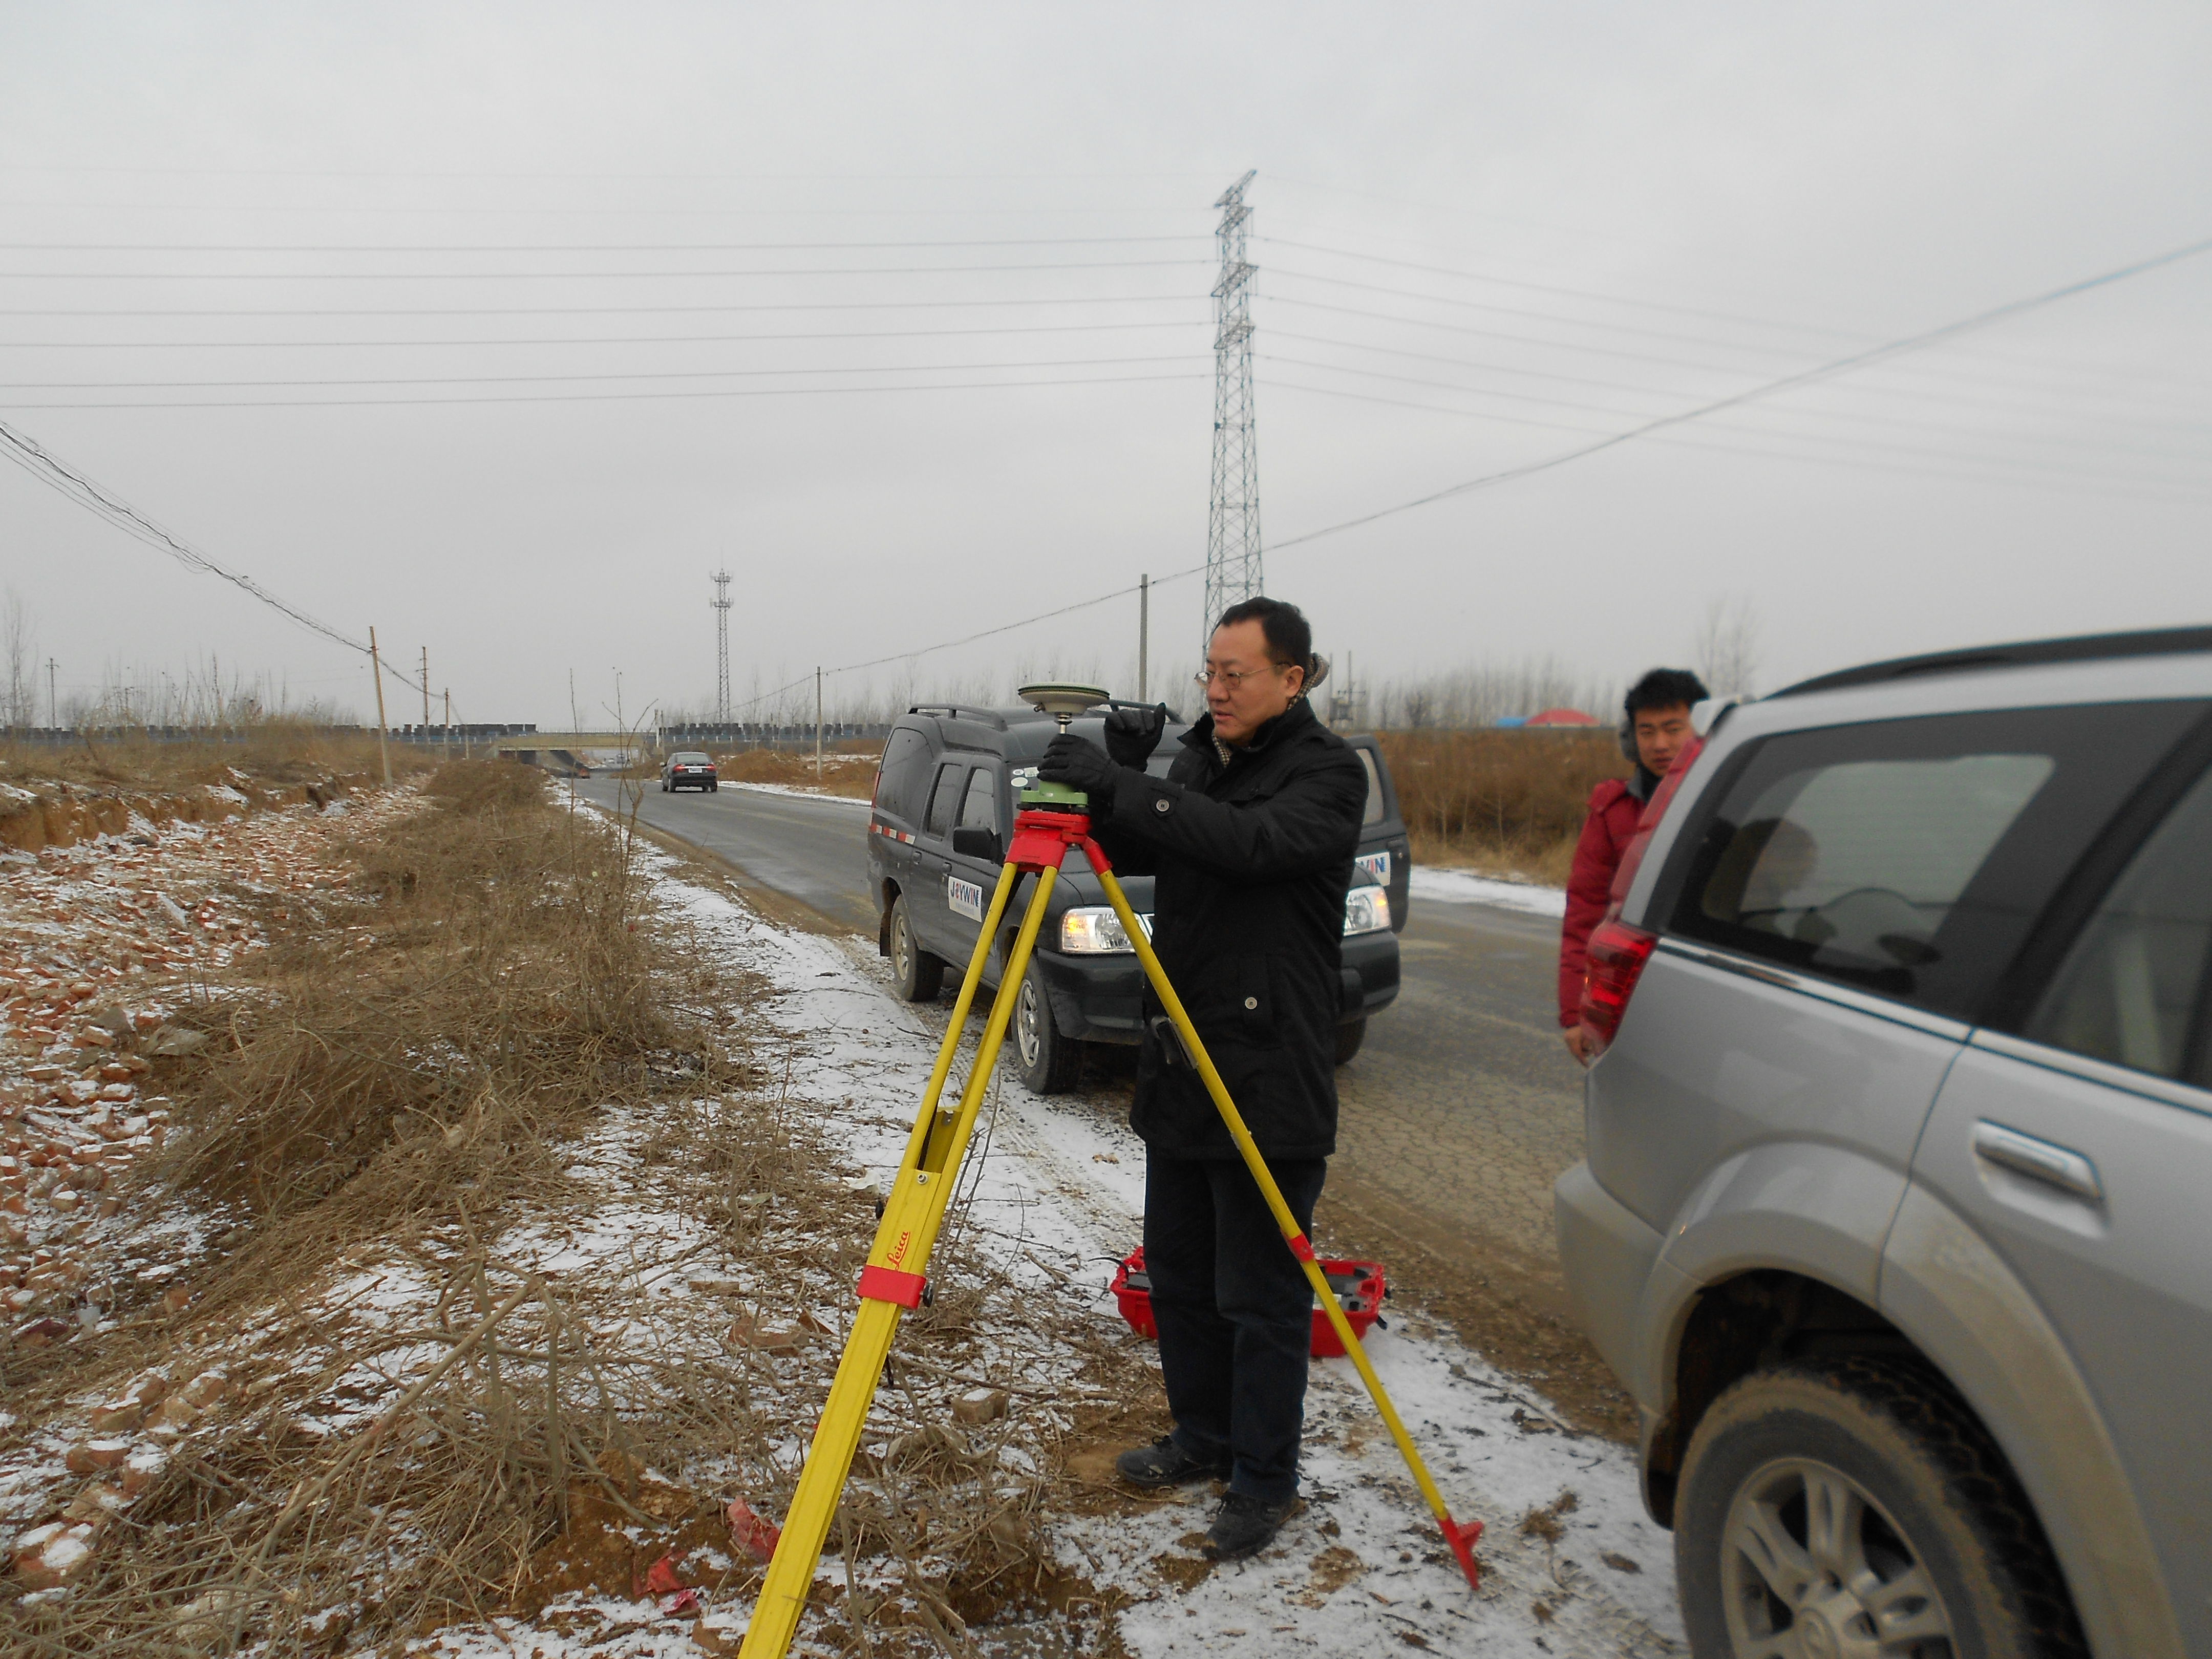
{"left": 0, "top": 319, "right": 1202, "bottom": 350}
{"left": 1262, "top": 350, "right": 2211, "bottom": 474}
{"left": 0, "top": 368, "right": 1206, "bottom": 411}
{"left": 0, "top": 352, "right": 1199, "bottom": 392}
{"left": 0, "top": 293, "right": 1202, "bottom": 318}
{"left": 0, "top": 235, "right": 1207, "bottom": 253}
{"left": 1261, "top": 230, "right": 2212, "bottom": 557}
{"left": 1263, "top": 376, "right": 2212, "bottom": 508}
{"left": 0, "top": 415, "right": 430, "bottom": 698}
{"left": 1264, "top": 263, "right": 1809, "bottom": 359}
{"left": 1258, "top": 235, "right": 1862, "bottom": 342}
{"left": 0, "top": 257, "right": 1203, "bottom": 282}
{"left": 1269, "top": 325, "right": 2212, "bottom": 439}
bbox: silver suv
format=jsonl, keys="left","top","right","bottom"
{"left": 1555, "top": 627, "right": 2212, "bottom": 1659}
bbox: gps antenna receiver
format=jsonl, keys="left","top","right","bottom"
{"left": 1015, "top": 682, "right": 1110, "bottom": 808}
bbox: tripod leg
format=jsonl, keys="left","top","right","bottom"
{"left": 892, "top": 858, "right": 1023, "bottom": 1176}
{"left": 738, "top": 863, "right": 1062, "bottom": 1658}
{"left": 1082, "top": 845, "right": 1483, "bottom": 1590}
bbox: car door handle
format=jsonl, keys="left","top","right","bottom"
{"left": 1972, "top": 1120, "right": 2104, "bottom": 1203}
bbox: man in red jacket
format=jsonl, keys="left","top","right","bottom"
{"left": 1559, "top": 668, "right": 1708, "bottom": 1063}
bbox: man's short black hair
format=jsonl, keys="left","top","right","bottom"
{"left": 1217, "top": 595, "right": 1312, "bottom": 668}
{"left": 1625, "top": 667, "right": 1709, "bottom": 718}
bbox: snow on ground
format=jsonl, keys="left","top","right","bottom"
{"left": 1409, "top": 866, "right": 1568, "bottom": 918}
{"left": 4, "top": 791, "right": 1676, "bottom": 1653}
{"left": 623, "top": 841, "right": 1683, "bottom": 1656}
{"left": 711, "top": 781, "right": 873, "bottom": 807}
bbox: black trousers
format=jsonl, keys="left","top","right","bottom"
{"left": 1143, "top": 1151, "right": 1327, "bottom": 1505}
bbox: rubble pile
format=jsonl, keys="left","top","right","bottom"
{"left": 0, "top": 780, "right": 418, "bottom": 1598}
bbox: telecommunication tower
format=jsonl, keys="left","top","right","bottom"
{"left": 1204, "top": 170, "right": 1263, "bottom": 643}
{"left": 711, "top": 568, "right": 734, "bottom": 724}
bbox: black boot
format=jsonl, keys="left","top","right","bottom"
{"left": 1114, "top": 1434, "right": 1229, "bottom": 1489}
{"left": 1203, "top": 1491, "right": 1296, "bottom": 1560}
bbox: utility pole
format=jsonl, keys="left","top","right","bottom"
{"left": 420, "top": 647, "right": 431, "bottom": 730}
{"left": 1138, "top": 573, "right": 1150, "bottom": 703}
{"left": 368, "top": 627, "right": 393, "bottom": 786}
{"left": 1204, "top": 169, "right": 1263, "bottom": 647}
{"left": 711, "top": 568, "right": 734, "bottom": 729}
{"left": 814, "top": 666, "right": 824, "bottom": 784}
{"left": 46, "top": 657, "right": 56, "bottom": 730}
{"left": 443, "top": 689, "right": 453, "bottom": 757}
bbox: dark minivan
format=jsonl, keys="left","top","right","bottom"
{"left": 866, "top": 703, "right": 1407, "bottom": 1093}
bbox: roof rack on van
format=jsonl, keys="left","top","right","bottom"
{"left": 906, "top": 705, "right": 1010, "bottom": 731}
{"left": 1771, "top": 625, "right": 2212, "bottom": 700}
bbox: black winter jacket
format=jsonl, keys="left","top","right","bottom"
{"left": 1090, "top": 698, "right": 1367, "bottom": 1161}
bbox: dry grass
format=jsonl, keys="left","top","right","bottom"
{"left": 0, "top": 725, "right": 434, "bottom": 797}
{"left": 708, "top": 747, "right": 878, "bottom": 800}
{"left": 1377, "top": 729, "right": 1624, "bottom": 883}
{"left": 0, "top": 760, "right": 1096, "bottom": 1656}
{"left": 0, "top": 762, "right": 747, "bottom": 1655}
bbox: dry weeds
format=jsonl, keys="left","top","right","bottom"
{"left": 708, "top": 749, "right": 877, "bottom": 801}
{"left": 0, "top": 725, "right": 434, "bottom": 798}
{"left": 1376, "top": 729, "right": 1624, "bottom": 883}
{"left": 0, "top": 759, "right": 1116, "bottom": 1657}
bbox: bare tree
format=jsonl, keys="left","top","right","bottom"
{"left": 1693, "top": 594, "right": 1762, "bottom": 698}
{"left": 1402, "top": 689, "right": 1434, "bottom": 728}
{"left": 2, "top": 588, "right": 33, "bottom": 731}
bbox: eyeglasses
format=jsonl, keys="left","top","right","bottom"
{"left": 1193, "top": 665, "right": 1279, "bottom": 689}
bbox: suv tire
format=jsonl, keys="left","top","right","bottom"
{"left": 1677, "top": 1356, "right": 2085, "bottom": 1659}
{"left": 887, "top": 896, "right": 945, "bottom": 1002}
{"left": 1014, "top": 960, "right": 1082, "bottom": 1094}
{"left": 1334, "top": 1017, "right": 1367, "bottom": 1066}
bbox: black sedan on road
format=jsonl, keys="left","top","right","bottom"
{"left": 661, "top": 752, "right": 719, "bottom": 792}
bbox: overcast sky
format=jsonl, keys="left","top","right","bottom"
{"left": 2, "top": 2, "right": 2207, "bottom": 729}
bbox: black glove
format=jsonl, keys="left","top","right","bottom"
{"left": 1038, "top": 733, "right": 1120, "bottom": 800}
{"left": 1103, "top": 702, "right": 1168, "bottom": 769}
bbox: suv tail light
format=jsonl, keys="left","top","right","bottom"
{"left": 1579, "top": 922, "right": 1658, "bottom": 1056}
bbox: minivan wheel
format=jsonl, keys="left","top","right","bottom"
{"left": 887, "top": 897, "right": 945, "bottom": 1002}
{"left": 1014, "top": 962, "right": 1082, "bottom": 1094}
{"left": 1334, "top": 1017, "right": 1367, "bottom": 1066}
{"left": 1677, "top": 1357, "right": 2085, "bottom": 1659}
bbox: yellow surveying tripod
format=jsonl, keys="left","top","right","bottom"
{"left": 736, "top": 686, "right": 1481, "bottom": 1659}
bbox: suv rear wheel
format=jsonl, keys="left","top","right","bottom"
{"left": 887, "top": 896, "right": 945, "bottom": 1002}
{"left": 1014, "top": 960, "right": 1082, "bottom": 1094}
{"left": 1677, "top": 1357, "right": 2084, "bottom": 1659}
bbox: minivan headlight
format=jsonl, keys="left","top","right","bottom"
{"left": 1059, "top": 906, "right": 1152, "bottom": 954}
{"left": 1344, "top": 885, "right": 1391, "bottom": 936}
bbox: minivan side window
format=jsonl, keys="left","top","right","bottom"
{"left": 875, "top": 727, "right": 932, "bottom": 821}
{"left": 2025, "top": 764, "right": 2212, "bottom": 1084}
{"left": 957, "top": 767, "right": 999, "bottom": 833}
{"left": 1355, "top": 748, "right": 1385, "bottom": 827}
{"left": 1663, "top": 703, "right": 2207, "bottom": 1020}
{"left": 923, "top": 762, "right": 967, "bottom": 838}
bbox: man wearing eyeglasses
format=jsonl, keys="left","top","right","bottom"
{"left": 1037, "top": 595, "right": 1367, "bottom": 1563}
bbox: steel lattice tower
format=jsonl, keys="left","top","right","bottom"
{"left": 1204, "top": 170, "right": 1263, "bottom": 643}
{"left": 711, "top": 568, "right": 734, "bottom": 724}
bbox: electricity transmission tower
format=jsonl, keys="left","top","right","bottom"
{"left": 711, "top": 568, "right": 734, "bottom": 724}
{"left": 1204, "top": 169, "right": 1263, "bottom": 642}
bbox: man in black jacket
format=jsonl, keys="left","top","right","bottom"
{"left": 1037, "top": 595, "right": 1366, "bottom": 1561}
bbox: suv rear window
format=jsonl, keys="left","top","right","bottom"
{"left": 1664, "top": 703, "right": 2207, "bottom": 1019}
{"left": 2025, "top": 762, "right": 2212, "bottom": 1084}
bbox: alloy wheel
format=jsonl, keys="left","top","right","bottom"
{"left": 892, "top": 909, "right": 913, "bottom": 985}
{"left": 1016, "top": 976, "right": 1043, "bottom": 1068}
{"left": 1719, "top": 1457, "right": 1955, "bottom": 1657}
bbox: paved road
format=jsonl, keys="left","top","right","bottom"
{"left": 586, "top": 777, "right": 1585, "bottom": 1253}
{"left": 579, "top": 776, "right": 1619, "bottom": 1421}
